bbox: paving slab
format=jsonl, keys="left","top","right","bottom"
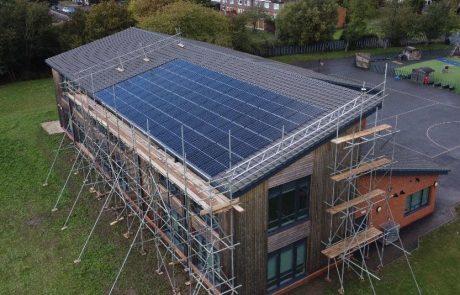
{"left": 41, "top": 121, "right": 63, "bottom": 135}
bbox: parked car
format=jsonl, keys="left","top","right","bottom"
{"left": 61, "top": 6, "right": 76, "bottom": 14}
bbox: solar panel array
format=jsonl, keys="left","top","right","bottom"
{"left": 95, "top": 59, "right": 325, "bottom": 178}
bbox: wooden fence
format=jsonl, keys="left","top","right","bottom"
{"left": 249, "top": 37, "right": 392, "bottom": 57}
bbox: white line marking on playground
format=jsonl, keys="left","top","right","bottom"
{"left": 431, "top": 146, "right": 460, "bottom": 158}
{"left": 387, "top": 87, "right": 460, "bottom": 111}
{"left": 377, "top": 102, "right": 439, "bottom": 123}
{"left": 426, "top": 121, "right": 460, "bottom": 154}
{"left": 393, "top": 142, "right": 434, "bottom": 158}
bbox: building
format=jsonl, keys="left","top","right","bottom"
{"left": 356, "top": 140, "right": 448, "bottom": 231}
{"left": 45, "top": 28, "right": 447, "bottom": 294}
{"left": 221, "top": 0, "right": 283, "bottom": 18}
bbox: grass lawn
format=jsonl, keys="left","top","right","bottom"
{"left": 1, "top": 79, "right": 459, "bottom": 295}
{"left": 324, "top": 209, "right": 460, "bottom": 295}
{"left": 271, "top": 43, "right": 451, "bottom": 64}
{"left": 0, "top": 79, "right": 178, "bottom": 294}
{"left": 395, "top": 59, "right": 460, "bottom": 91}
{"left": 292, "top": 208, "right": 460, "bottom": 295}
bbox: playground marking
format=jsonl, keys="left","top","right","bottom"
{"left": 437, "top": 57, "right": 460, "bottom": 67}
{"left": 426, "top": 121, "right": 460, "bottom": 152}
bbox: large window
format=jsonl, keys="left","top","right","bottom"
{"left": 404, "top": 187, "right": 430, "bottom": 216}
{"left": 267, "top": 239, "right": 307, "bottom": 291}
{"left": 268, "top": 177, "right": 310, "bottom": 232}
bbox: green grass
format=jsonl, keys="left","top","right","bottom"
{"left": 292, "top": 208, "right": 460, "bottom": 295}
{"left": 325, "top": 209, "right": 460, "bottom": 295}
{"left": 0, "top": 79, "right": 178, "bottom": 294}
{"left": 395, "top": 59, "right": 460, "bottom": 91}
{"left": 271, "top": 43, "right": 451, "bottom": 63}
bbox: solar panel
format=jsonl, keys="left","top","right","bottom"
{"left": 95, "top": 59, "right": 325, "bottom": 178}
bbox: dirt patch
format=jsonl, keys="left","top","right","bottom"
{"left": 26, "top": 216, "right": 42, "bottom": 226}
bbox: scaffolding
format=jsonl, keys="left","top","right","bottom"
{"left": 323, "top": 72, "right": 421, "bottom": 294}
{"left": 43, "top": 36, "right": 244, "bottom": 293}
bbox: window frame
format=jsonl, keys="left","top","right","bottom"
{"left": 268, "top": 177, "right": 311, "bottom": 233}
{"left": 267, "top": 239, "right": 307, "bottom": 292}
{"left": 404, "top": 187, "right": 430, "bottom": 216}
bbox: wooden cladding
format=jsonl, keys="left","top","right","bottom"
{"left": 234, "top": 181, "right": 268, "bottom": 295}
{"left": 268, "top": 153, "right": 314, "bottom": 189}
{"left": 268, "top": 221, "right": 311, "bottom": 253}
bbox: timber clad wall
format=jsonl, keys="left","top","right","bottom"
{"left": 308, "top": 123, "right": 361, "bottom": 272}
{"left": 268, "top": 153, "right": 314, "bottom": 189}
{"left": 308, "top": 141, "right": 337, "bottom": 272}
{"left": 268, "top": 221, "right": 310, "bottom": 253}
{"left": 235, "top": 181, "right": 268, "bottom": 295}
{"left": 52, "top": 69, "right": 64, "bottom": 127}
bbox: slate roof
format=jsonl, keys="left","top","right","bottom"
{"left": 362, "top": 139, "right": 449, "bottom": 175}
{"left": 46, "top": 27, "right": 385, "bottom": 195}
{"left": 45, "top": 27, "right": 360, "bottom": 112}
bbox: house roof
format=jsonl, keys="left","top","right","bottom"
{"left": 46, "top": 27, "right": 384, "bottom": 195}
{"left": 362, "top": 139, "right": 449, "bottom": 175}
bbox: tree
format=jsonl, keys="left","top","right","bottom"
{"left": 128, "top": 0, "right": 178, "bottom": 19}
{"left": 0, "top": 0, "right": 59, "bottom": 80}
{"left": 380, "top": 0, "right": 419, "bottom": 44}
{"left": 140, "top": 1, "right": 231, "bottom": 47}
{"left": 343, "top": 0, "right": 378, "bottom": 41}
{"left": 243, "top": 5, "right": 270, "bottom": 31}
{"left": 229, "top": 13, "right": 252, "bottom": 52}
{"left": 85, "top": 0, "right": 136, "bottom": 42}
{"left": 418, "top": 0, "right": 458, "bottom": 42}
{"left": 275, "top": 0, "right": 338, "bottom": 46}
{"left": 59, "top": 8, "right": 88, "bottom": 50}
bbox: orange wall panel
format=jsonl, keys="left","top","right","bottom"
{"left": 356, "top": 174, "right": 438, "bottom": 229}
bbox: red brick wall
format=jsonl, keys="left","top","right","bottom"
{"left": 356, "top": 174, "right": 439, "bottom": 229}
{"left": 337, "top": 6, "right": 347, "bottom": 28}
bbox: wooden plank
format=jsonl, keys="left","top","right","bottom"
{"left": 200, "top": 198, "right": 241, "bottom": 215}
{"left": 331, "top": 124, "right": 392, "bottom": 144}
{"left": 331, "top": 158, "right": 391, "bottom": 182}
{"left": 321, "top": 227, "right": 382, "bottom": 259}
{"left": 326, "top": 189, "right": 385, "bottom": 215}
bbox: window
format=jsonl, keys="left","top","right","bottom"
{"left": 354, "top": 215, "right": 368, "bottom": 232}
{"left": 165, "top": 208, "right": 187, "bottom": 252}
{"left": 274, "top": 3, "right": 279, "bottom": 10}
{"left": 193, "top": 234, "right": 221, "bottom": 287}
{"left": 264, "top": 2, "right": 269, "bottom": 9}
{"left": 230, "top": 0, "right": 234, "bottom": 4}
{"left": 267, "top": 239, "right": 307, "bottom": 291}
{"left": 404, "top": 187, "right": 430, "bottom": 215}
{"left": 268, "top": 177, "right": 310, "bottom": 232}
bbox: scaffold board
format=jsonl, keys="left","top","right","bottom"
{"left": 331, "top": 158, "right": 391, "bottom": 182}
{"left": 322, "top": 227, "right": 382, "bottom": 259}
{"left": 331, "top": 124, "right": 392, "bottom": 144}
{"left": 326, "top": 189, "right": 385, "bottom": 215}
